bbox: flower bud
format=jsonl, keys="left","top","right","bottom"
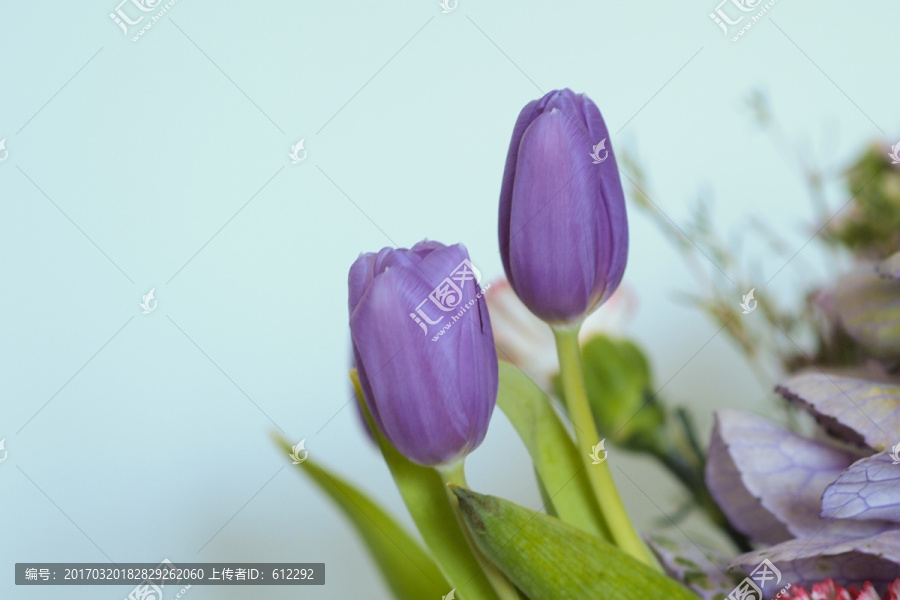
{"left": 348, "top": 241, "right": 498, "bottom": 466}
{"left": 499, "top": 88, "right": 628, "bottom": 324}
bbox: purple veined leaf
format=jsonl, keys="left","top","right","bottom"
{"left": 822, "top": 451, "right": 900, "bottom": 523}
{"left": 706, "top": 411, "right": 792, "bottom": 544}
{"left": 877, "top": 251, "right": 900, "bottom": 280}
{"left": 729, "top": 530, "right": 900, "bottom": 595}
{"left": 647, "top": 535, "right": 737, "bottom": 600}
{"left": 834, "top": 268, "right": 900, "bottom": 358}
{"left": 776, "top": 373, "right": 900, "bottom": 451}
{"left": 706, "top": 410, "right": 890, "bottom": 544}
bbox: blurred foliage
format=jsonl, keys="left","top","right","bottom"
{"left": 622, "top": 90, "right": 900, "bottom": 379}
{"left": 826, "top": 144, "right": 900, "bottom": 258}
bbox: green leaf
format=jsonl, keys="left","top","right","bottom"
{"left": 274, "top": 436, "right": 449, "bottom": 599}
{"left": 534, "top": 468, "right": 558, "bottom": 519}
{"left": 452, "top": 487, "right": 700, "bottom": 600}
{"left": 496, "top": 362, "right": 608, "bottom": 541}
{"left": 350, "top": 370, "right": 501, "bottom": 600}
{"left": 576, "top": 335, "right": 665, "bottom": 451}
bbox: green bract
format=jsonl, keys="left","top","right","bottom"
{"left": 452, "top": 487, "right": 700, "bottom": 600}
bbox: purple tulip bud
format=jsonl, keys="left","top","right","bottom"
{"left": 498, "top": 88, "right": 629, "bottom": 324}
{"left": 348, "top": 241, "right": 498, "bottom": 466}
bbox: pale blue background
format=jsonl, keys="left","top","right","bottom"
{"left": 1, "top": 1, "right": 898, "bottom": 598}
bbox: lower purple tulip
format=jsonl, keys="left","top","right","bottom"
{"left": 348, "top": 241, "right": 498, "bottom": 466}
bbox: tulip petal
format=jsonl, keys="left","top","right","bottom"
{"left": 729, "top": 530, "right": 900, "bottom": 595}
{"left": 499, "top": 93, "right": 560, "bottom": 280}
{"left": 706, "top": 410, "right": 887, "bottom": 543}
{"left": 575, "top": 93, "right": 628, "bottom": 304}
{"left": 373, "top": 240, "right": 450, "bottom": 276}
{"left": 506, "top": 109, "right": 609, "bottom": 322}
{"left": 348, "top": 252, "right": 377, "bottom": 315}
{"left": 822, "top": 451, "right": 900, "bottom": 523}
{"left": 776, "top": 373, "right": 900, "bottom": 450}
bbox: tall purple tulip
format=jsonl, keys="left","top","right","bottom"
{"left": 499, "top": 88, "right": 629, "bottom": 324}
{"left": 348, "top": 241, "right": 498, "bottom": 466}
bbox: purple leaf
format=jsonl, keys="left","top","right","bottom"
{"left": 706, "top": 410, "right": 888, "bottom": 542}
{"left": 706, "top": 410, "right": 792, "bottom": 544}
{"left": 647, "top": 535, "right": 737, "bottom": 600}
{"left": 776, "top": 373, "right": 900, "bottom": 450}
{"left": 729, "top": 530, "right": 900, "bottom": 594}
{"left": 822, "top": 451, "right": 900, "bottom": 523}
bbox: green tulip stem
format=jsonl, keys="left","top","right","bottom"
{"left": 439, "top": 460, "right": 521, "bottom": 600}
{"left": 552, "top": 324, "right": 658, "bottom": 569}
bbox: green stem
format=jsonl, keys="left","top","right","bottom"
{"left": 439, "top": 461, "right": 521, "bottom": 600}
{"left": 552, "top": 324, "right": 658, "bottom": 569}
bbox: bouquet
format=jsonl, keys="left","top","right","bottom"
{"left": 275, "top": 88, "right": 900, "bottom": 600}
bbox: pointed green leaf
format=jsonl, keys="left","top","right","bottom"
{"left": 534, "top": 469, "right": 558, "bottom": 519}
{"left": 452, "top": 487, "right": 699, "bottom": 600}
{"left": 350, "top": 370, "right": 501, "bottom": 600}
{"left": 496, "top": 361, "right": 608, "bottom": 540}
{"left": 274, "top": 436, "right": 449, "bottom": 599}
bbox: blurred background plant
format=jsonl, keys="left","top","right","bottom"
{"left": 622, "top": 91, "right": 900, "bottom": 381}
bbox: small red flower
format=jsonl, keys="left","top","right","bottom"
{"left": 782, "top": 579, "right": 900, "bottom": 600}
